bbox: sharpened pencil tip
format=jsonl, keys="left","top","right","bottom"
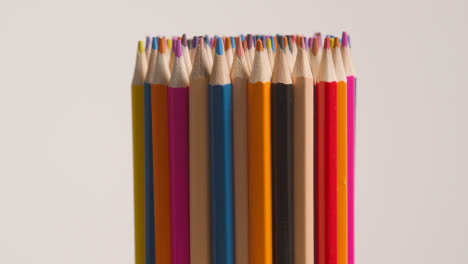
{"left": 266, "top": 38, "right": 272, "bottom": 49}
{"left": 334, "top": 37, "right": 340, "bottom": 48}
{"left": 182, "top": 34, "right": 187, "bottom": 47}
{"left": 145, "top": 36, "right": 151, "bottom": 50}
{"left": 277, "top": 35, "right": 284, "bottom": 50}
{"left": 299, "top": 36, "right": 305, "bottom": 49}
{"left": 216, "top": 37, "right": 224, "bottom": 55}
{"left": 152, "top": 37, "right": 158, "bottom": 50}
{"left": 224, "top": 37, "right": 231, "bottom": 51}
{"left": 231, "top": 36, "right": 235, "bottom": 49}
{"left": 138, "top": 41, "right": 145, "bottom": 54}
{"left": 235, "top": 37, "right": 244, "bottom": 58}
{"left": 247, "top": 34, "right": 253, "bottom": 49}
{"left": 342, "top": 32, "right": 349, "bottom": 47}
{"left": 175, "top": 39, "right": 183, "bottom": 58}
{"left": 255, "top": 39, "right": 263, "bottom": 51}
{"left": 193, "top": 36, "right": 198, "bottom": 48}
{"left": 158, "top": 37, "right": 165, "bottom": 54}
{"left": 270, "top": 36, "right": 275, "bottom": 52}
{"left": 324, "top": 37, "right": 331, "bottom": 50}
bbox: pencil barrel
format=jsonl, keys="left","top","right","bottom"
{"left": 168, "top": 87, "right": 190, "bottom": 264}
{"left": 209, "top": 84, "right": 235, "bottom": 264}
{"left": 271, "top": 83, "right": 294, "bottom": 264}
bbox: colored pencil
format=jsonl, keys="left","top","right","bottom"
{"left": 168, "top": 39, "right": 190, "bottom": 264}
{"left": 315, "top": 37, "right": 338, "bottom": 264}
{"left": 224, "top": 36, "right": 233, "bottom": 72}
{"left": 190, "top": 36, "right": 198, "bottom": 63}
{"left": 182, "top": 34, "right": 192, "bottom": 76}
{"left": 290, "top": 35, "right": 297, "bottom": 65}
{"left": 189, "top": 37, "right": 212, "bottom": 264}
{"left": 341, "top": 32, "right": 356, "bottom": 264}
{"left": 144, "top": 38, "right": 157, "bottom": 264}
{"left": 282, "top": 36, "right": 293, "bottom": 74}
{"left": 169, "top": 37, "right": 177, "bottom": 72}
{"left": 230, "top": 36, "right": 250, "bottom": 264}
{"left": 151, "top": 37, "right": 172, "bottom": 264}
{"left": 333, "top": 36, "right": 348, "bottom": 264}
{"left": 163, "top": 37, "right": 170, "bottom": 62}
{"left": 248, "top": 39, "right": 272, "bottom": 264}
{"left": 242, "top": 39, "right": 252, "bottom": 73}
{"left": 131, "top": 40, "right": 148, "bottom": 264}
{"left": 291, "top": 36, "right": 314, "bottom": 264}
{"left": 209, "top": 37, "right": 235, "bottom": 264}
{"left": 145, "top": 36, "right": 151, "bottom": 62}
{"left": 271, "top": 35, "right": 294, "bottom": 264}
{"left": 266, "top": 38, "right": 274, "bottom": 71}
{"left": 246, "top": 34, "right": 255, "bottom": 69}
{"left": 204, "top": 35, "right": 213, "bottom": 69}
{"left": 309, "top": 36, "right": 322, "bottom": 83}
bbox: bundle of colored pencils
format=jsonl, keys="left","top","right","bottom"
{"left": 131, "top": 32, "right": 356, "bottom": 264}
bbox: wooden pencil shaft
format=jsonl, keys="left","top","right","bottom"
{"left": 189, "top": 78, "right": 211, "bottom": 264}
{"left": 292, "top": 77, "right": 314, "bottom": 264}
{"left": 231, "top": 77, "right": 249, "bottom": 264}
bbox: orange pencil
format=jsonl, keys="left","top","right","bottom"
{"left": 248, "top": 39, "right": 272, "bottom": 264}
{"left": 333, "top": 37, "right": 348, "bottom": 264}
{"left": 151, "top": 37, "right": 172, "bottom": 264}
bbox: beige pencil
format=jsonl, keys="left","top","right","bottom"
{"left": 243, "top": 40, "right": 252, "bottom": 73}
{"left": 189, "top": 37, "right": 212, "bottom": 264}
{"left": 292, "top": 36, "right": 314, "bottom": 264}
{"left": 230, "top": 36, "right": 250, "bottom": 264}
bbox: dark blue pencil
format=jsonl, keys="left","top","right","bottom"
{"left": 209, "top": 37, "right": 235, "bottom": 264}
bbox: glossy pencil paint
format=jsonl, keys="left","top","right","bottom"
{"left": 168, "top": 39, "right": 190, "bottom": 264}
{"left": 151, "top": 37, "right": 172, "bottom": 264}
{"left": 131, "top": 41, "right": 148, "bottom": 264}
{"left": 315, "top": 37, "right": 338, "bottom": 264}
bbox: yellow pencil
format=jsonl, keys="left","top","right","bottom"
{"left": 131, "top": 40, "right": 148, "bottom": 264}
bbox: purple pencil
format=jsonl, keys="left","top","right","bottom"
{"left": 168, "top": 39, "right": 190, "bottom": 264}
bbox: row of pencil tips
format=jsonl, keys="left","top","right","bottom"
{"left": 131, "top": 31, "right": 357, "bottom": 264}
{"left": 132, "top": 32, "right": 356, "bottom": 88}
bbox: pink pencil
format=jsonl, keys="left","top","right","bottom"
{"left": 341, "top": 32, "right": 356, "bottom": 264}
{"left": 168, "top": 39, "right": 190, "bottom": 264}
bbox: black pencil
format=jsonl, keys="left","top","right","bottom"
{"left": 271, "top": 35, "right": 294, "bottom": 264}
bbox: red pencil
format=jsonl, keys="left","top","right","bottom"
{"left": 315, "top": 37, "right": 338, "bottom": 264}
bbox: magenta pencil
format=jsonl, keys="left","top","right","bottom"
{"left": 168, "top": 39, "right": 190, "bottom": 264}
{"left": 341, "top": 32, "right": 356, "bottom": 264}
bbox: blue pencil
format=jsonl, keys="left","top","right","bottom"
{"left": 143, "top": 37, "right": 157, "bottom": 264}
{"left": 209, "top": 37, "right": 235, "bottom": 264}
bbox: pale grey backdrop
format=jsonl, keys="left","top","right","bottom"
{"left": 1, "top": 0, "right": 467, "bottom": 263}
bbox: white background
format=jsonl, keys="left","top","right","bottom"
{"left": 1, "top": 0, "right": 468, "bottom": 263}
